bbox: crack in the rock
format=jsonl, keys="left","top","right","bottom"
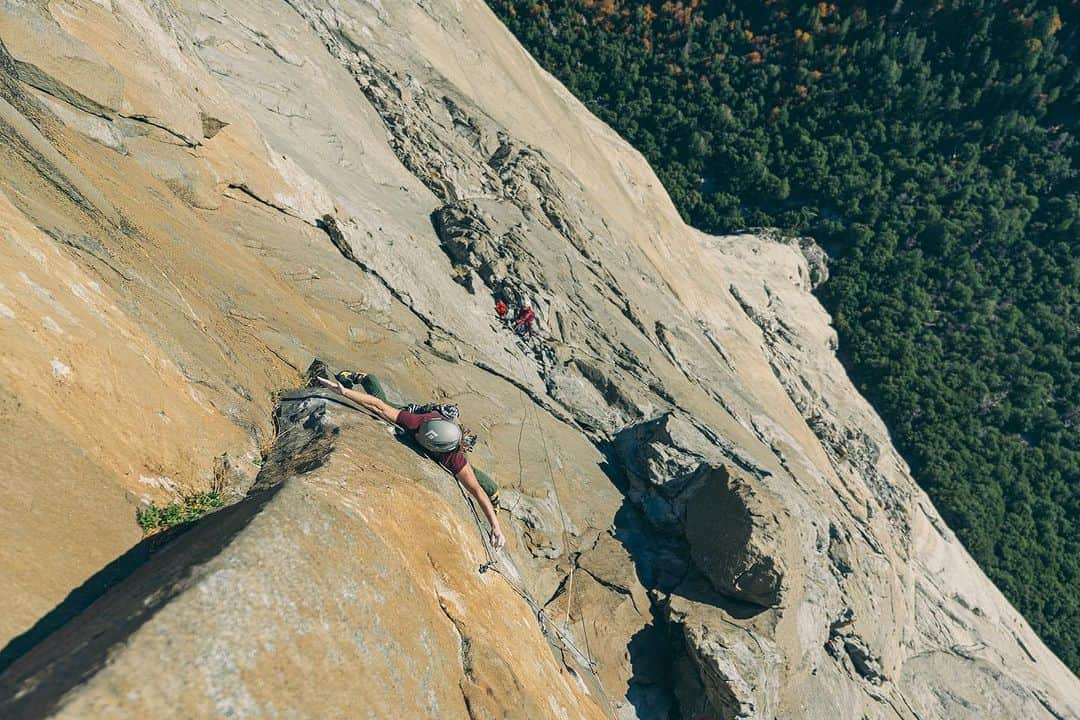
{"left": 313, "top": 215, "right": 435, "bottom": 324}
{"left": 118, "top": 113, "right": 199, "bottom": 147}
{"left": 471, "top": 358, "right": 584, "bottom": 432}
{"left": 38, "top": 226, "right": 135, "bottom": 281}
{"left": 433, "top": 589, "right": 481, "bottom": 720}
{"left": 225, "top": 183, "right": 311, "bottom": 224}
{"left": 1030, "top": 689, "right": 1070, "bottom": 720}
{"left": 579, "top": 566, "right": 642, "bottom": 615}
{"left": 231, "top": 325, "right": 302, "bottom": 373}
{"left": 436, "top": 596, "right": 475, "bottom": 683}
{"left": 0, "top": 108, "right": 110, "bottom": 223}
{"left": 15, "top": 67, "right": 113, "bottom": 120}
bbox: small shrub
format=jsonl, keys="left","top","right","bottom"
{"left": 137, "top": 491, "right": 225, "bottom": 534}
{"left": 137, "top": 505, "right": 161, "bottom": 531}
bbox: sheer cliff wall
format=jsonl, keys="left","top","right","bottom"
{"left": 0, "top": 0, "right": 1076, "bottom": 718}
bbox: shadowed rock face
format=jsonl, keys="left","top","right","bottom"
{"left": 684, "top": 466, "right": 788, "bottom": 609}
{"left": 0, "top": 0, "right": 1077, "bottom": 719}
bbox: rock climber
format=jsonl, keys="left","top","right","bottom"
{"left": 512, "top": 305, "right": 536, "bottom": 338}
{"left": 315, "top": 370, "right": 507, "bottom": 551}
{"left": 495, "top": 299, "right": 509, "bottom": 320}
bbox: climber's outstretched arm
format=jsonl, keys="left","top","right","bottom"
{"left": 456, "top": 464, "right": 506, "bottom": 551}
{"left": 317, "top": 377, "right": 400, "bottom": 424}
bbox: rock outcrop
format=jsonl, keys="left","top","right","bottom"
{"left": 0, "top": 0, "right": 1076, "bottom": 718}
{"left": 684, "top": 466, "right": 790, "bottom": 609}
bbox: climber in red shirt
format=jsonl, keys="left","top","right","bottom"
{"left": 315, "top": 375, "right": 506, "bottom": 551}
{"left": 495, "top": 299, "right": 509, "bottom": 320}
{"left": 513, "top": 305, "right": 536, "bottom": 338}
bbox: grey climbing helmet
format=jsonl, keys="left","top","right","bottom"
{"left": 416, "top": 418, "right": 462, "bottom": 453}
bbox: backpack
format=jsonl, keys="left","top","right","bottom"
{"left": 405, "top": 402, "right": 460, "bottom": 422}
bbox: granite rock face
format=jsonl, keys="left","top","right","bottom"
{"left": 0, "top": 393, "right": 610, "bottom": 719}
{"left": 0, "top": 0, "right": 1077, "bottom": 718}
{"left": 684, "top": 466, "right": 790, "bottom": 609}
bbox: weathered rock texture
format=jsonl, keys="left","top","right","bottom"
{"left": 0, "top": 0, "right": 1076, "bottom": 718}
{"left": 1, "top": 393, "right": 610, "bottom": 719}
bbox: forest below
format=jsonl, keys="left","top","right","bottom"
{"left": 488, "top": 0, "right": 1079, "bottom": 670}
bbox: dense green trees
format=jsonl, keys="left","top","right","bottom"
{"left": 490, "top": 0, "right": 1078, "bottom": 669}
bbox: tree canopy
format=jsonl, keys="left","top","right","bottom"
{"left": 490, "top": 0, "right": 1079, "bottom": 670}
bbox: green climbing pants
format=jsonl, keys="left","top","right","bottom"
{"left": 473, "top": 469, "right": 499, "bottom": 503}
{"left": 361, "top": 374, "right": 499, "bottom": 501}
{"left": 359, "top": 374, "right": 404, "bottom": 409}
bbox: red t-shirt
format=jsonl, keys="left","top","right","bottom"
{"left": 514, "top": 307, "right": 535, "bottom": 325}
{"left": 396, "top": 410, "right": 468, "bottom": 475}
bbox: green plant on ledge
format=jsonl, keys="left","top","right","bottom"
{"left": 137, "top": 491, "right": 225, "bottom": 533}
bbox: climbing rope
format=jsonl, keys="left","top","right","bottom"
{"left": 512, "top": 350, "right": 597, "bottom": 669}
{"left": 455, "top": 477, "right": 603, "bottom": 682}
{"left": 504, "top": 354, "right": 572, "bottom": 592}
{"left": 428, "top": 346, "right": 607, "bottom": 695}
{"left": 507, "top": 361, "right": 531, "bottom": 520}
{"left": 492, "top": 360, "right": 615, "bottom": 714}
{"left": 451, "top": 437, "right": 589, "bottom": 660}
{"left": 535, "top": 392, "right": 584, "bottom": 643}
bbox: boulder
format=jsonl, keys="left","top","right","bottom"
{"left": 684, "top": 466, "right": 789, "bottom": 609}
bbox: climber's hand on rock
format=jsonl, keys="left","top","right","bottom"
{"left": 317, "top": 376, "right": 344, "bottom": 394}
{"left": 490, "top": 526, "right": 506, "bottom": 551}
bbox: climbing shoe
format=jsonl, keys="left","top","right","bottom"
{"left": 335, "top": 370, "right": 366, "bottom": 389}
